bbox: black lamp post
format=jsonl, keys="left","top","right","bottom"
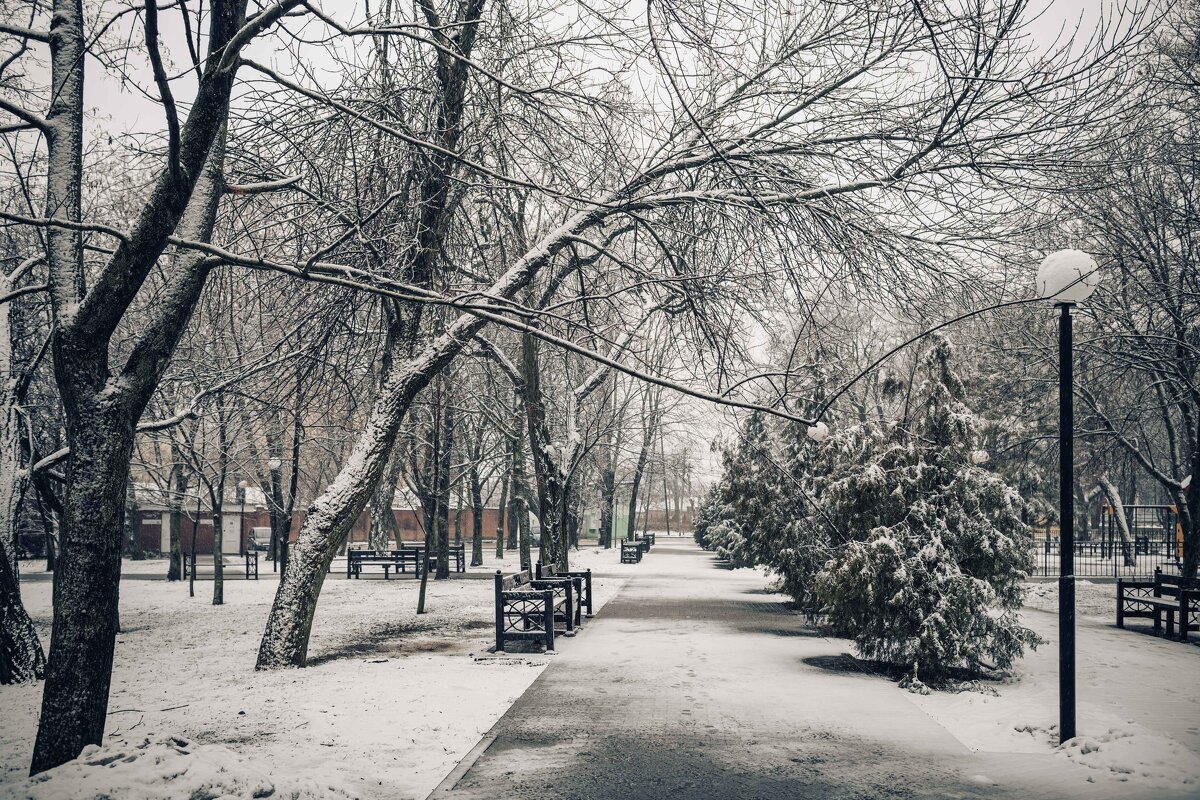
{"left": 1037, "top": 249, "right": 1100, "bottom": 744}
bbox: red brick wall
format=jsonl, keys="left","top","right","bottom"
{"left": 137, "top": 507, "right": 503, "bottom": 554}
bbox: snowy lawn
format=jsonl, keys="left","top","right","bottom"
{"left": 908, "top": 582, "right": 1200, "bottom": 793}
{"left": 1, "top": 546, "right": 629, "bottom": 800}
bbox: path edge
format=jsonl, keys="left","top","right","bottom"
{"left": 425, "top": 701, "right": 514, "bottom": 800}
{"left": 424, "top": 573, "right": 632, "bottom": 799}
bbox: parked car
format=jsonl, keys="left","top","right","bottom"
{"left": 248, "top": 527, "right": 272, "bottom": 552}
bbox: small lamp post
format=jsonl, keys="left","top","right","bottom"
{"left": 237, "top": 480, "right": 249, "bottom": 556}
{"left": 1037, "top": 248, "right": 1099, "bottom": 744}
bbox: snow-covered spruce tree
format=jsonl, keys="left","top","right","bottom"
{"left": 694, "top": 413, "right": 788, "bottom": 568}
{"left": 814, "top": 337, "right": 1040, "bottom": 684}
{"left": 771, "top": 418, "right": 873, "bottom": 613}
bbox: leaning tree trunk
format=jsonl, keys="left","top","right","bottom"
{"left": 256, "top": 319, "right": 471, "bottom": 667}
{"left": 0, "top": 275, "right": 43, "bottom": 684}
{"left": 0, "top": 297, "right": 26, "bottom": 578}
{"left": 254, "top": 8, "right": 607, "bottom": 664}
{"left": 0, "top": 545, "right": 45, "bottom": 685}
{"left": 1098, "top": 474, "right": 1136, "bottom": 567}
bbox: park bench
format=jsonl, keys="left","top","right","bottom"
{"left": 1117, "top": 568, "right": 1199, "bottom": 641}
{"left": 621, "top": 541, "right": 642, "bottom": 564}
{"left": 535, "top": 561, "right": 592, "bottom": 620}
{"left": 183, "top": 551, "right": 259, "bottom": 580}
{"left": 494, "top": 569, "right": 578, "bottom": 653}
{"left": 641, "top": 532, "right": 656, "bottom": 547}
{"left": 398, "top": 541, "right": 466, "bottom": 574}
{"left": 347, "top": 548, "right": 415, "bottom": 579}
{"left": 346, "top": 543, "right": 468, "bottom": 579}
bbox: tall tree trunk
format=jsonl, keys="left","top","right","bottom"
{"left": 494, "top": 442, "right": 509, "bottom": 559}
{"left": 167, "top": 445, "right": 187, "bottom": 581}
{"left": 123, "top": 479, "right": 144, "bottom": 560}
{"left": 211, "top": 395, "right": 230, "bottom": 607}
{"left": 31, "top": 4, "right": 238, "bottom": 763}
{"left": 1181, "top": 436, "right": 1199, "bottom": 580}
{"left": 0, "top": 280, "right": 25, "bottom": 579}
{"left": 627, "top": 426, "right": 654, "bottom": 542}
{"left": 521, "top": 334, "right": 569, "bottom": 568}
{"left": 34, "top": 489, "right": 56, "bottom": 573}
{"left": 517, "top": 497, "right": 532, "bottom": 572}
{"left": 1098, "top": 474, "right": 1136, "bottom": 567}
{"left": 469, "top": 463, "right": 484, "bottom": 566}
{"left": 505, "top": 436, "right": 520, "bottom": 550}
{"left": 435, "top": 393, "right": 453, "bottom": 579}
{"left": 369, "top": 453, "right": 403, "bottom": 550}
{"left": 598, "top": 461, "right": 615, "bottom": 549}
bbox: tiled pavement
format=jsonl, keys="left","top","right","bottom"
{"left": 430, "top": 539, "right": 1195, "bottom": 800}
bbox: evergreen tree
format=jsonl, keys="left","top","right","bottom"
{"left": 814, "top": 337, "right": 1039, "bottom": 684}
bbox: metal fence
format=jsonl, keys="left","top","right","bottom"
{"left": 1029, "top": 505, "right": 1183, "bottom": 579}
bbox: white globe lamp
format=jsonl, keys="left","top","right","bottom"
{"left": 806, "top": 421, "right": 829, "bottom": 442}
{"left": 1037, "top": 249, "right": 1099, "bottom": 304}
{"left": 970, "top": 450, "right": 989, "bottom": 465}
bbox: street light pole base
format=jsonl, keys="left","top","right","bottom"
{"left": 1058, "top": 573, "right": 1076, "bottom": 743}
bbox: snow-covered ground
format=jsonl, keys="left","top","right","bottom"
{"left": 5, "top": 549, "right": 1198, "bottom": 799}
{"left": 1, "top": 547, "right": 628, "bottom": 800}
{"left": 909, "top": 582, "right": 1200, "bottom": 794}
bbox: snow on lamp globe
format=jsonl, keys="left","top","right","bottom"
{"left": 806, "top": 421, "right": 829, "bottom": 442}
{"left": 970, "top": 450, "right": 989, "bottom": 465}
{"left": 268, "top": 457, "right": 282, "bottom": 471}
{"left": 1036, "top": 249, "right": 1099, "bottom": 304}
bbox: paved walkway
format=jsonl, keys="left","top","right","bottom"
{"left": 432, "top": 539, "right": 1197, "bottom": 800}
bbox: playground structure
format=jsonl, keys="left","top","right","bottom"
{"left": 1030, "top": 504, "right": 1184, "bottom": 579}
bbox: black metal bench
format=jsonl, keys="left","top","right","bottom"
{"left": 621, "top": 541, "right": 642, "bottom": 564}
{"left": 641, "top": 532, "right": 655, "bottom": 547}
{"left": 346, "top": 543, "right": 468, "bottom": 579}
{"left": 536, "top": 561, "right": 592, "bottom": 619}
{"left": 346, "top": 549, "right": 414, "bottom": 579}
{"left": 494, "top": 570, "right": 578, "bottom": 653}
{"left": 1117, "top": 568, "right": 1199, "bottom": 641}
{"left": 397, "top": 542, "right": 466, "bottom": 574}
{"left": 183, "top": 551, "right": 259, "bottom": 580}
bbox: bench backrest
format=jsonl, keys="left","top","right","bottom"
{"left": 1156, "top": 569, "right": 1199, "bottom": 592}
{"left": 497, "top": 569, "right": 533, "bottom": 591}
